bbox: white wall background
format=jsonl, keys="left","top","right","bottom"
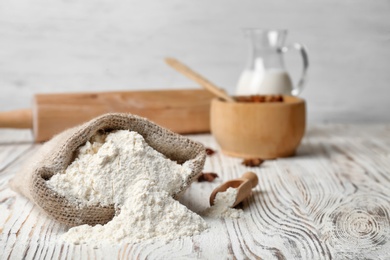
{"left": 0, "top": 0, "right": 389, "bottom": 123}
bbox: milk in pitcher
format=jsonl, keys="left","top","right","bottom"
{"left": 236, "top": 29, "right": 309, "bottom": 96}
{"left": 236, "top": 58, "right": 293, "bottom": 95}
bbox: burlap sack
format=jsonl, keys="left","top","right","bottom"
{"left": 9, "top": 113, "right": 206, "bottom": 227}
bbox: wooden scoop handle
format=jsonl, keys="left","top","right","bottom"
{"left": 230, "top": 172, "right": 258, "bottom": 207}
{"left": 165, "top": 57, "right": 235, "bottom": 103}
{"left": 241, "top": 172, "right": 258, "bottom": 188}
{"left": 0, "top": 109, "right": 33, "bottom": 129}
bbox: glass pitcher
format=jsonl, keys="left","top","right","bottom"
{"left": 236, "top": 29, "right": 309, "bottom": 96}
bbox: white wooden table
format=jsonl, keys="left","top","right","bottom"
{"left": 1, "top": 125, "right": 390, "bottom": 259}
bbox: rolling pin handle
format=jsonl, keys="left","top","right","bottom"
{"left": 0, "top": 109, "right": 33, "bottom": 129}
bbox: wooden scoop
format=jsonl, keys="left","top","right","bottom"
{"left": 165, "top": 57, "right": 235, "bottom": 103}
{"left": 209, "top": 172, "right": 259, "bottom": 207}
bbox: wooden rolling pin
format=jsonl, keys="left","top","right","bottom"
{"left": 0, "top": 89, "right": 214, "bottom": 142}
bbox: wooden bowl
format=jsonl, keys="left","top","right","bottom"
{"left": 210, "top": 96, "right": 306, "bottom": 159}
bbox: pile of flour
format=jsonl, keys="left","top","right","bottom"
{"left": 47, "top": 130, "right": 208, "bottom": 245}
{"left": 202, "top": 187, "right": 243, "bottom": 219}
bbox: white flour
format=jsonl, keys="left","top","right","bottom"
{"left": 47, "top": 130, "right": 208, "bottom": 245}
{"left": 202, "top": 187, "right": 243, "bottom": 219}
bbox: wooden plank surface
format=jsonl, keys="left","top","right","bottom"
{"left": 1, "top": 125, "right": 390, "bottom": 259}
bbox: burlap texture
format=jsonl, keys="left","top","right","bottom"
{"left": 9, "top": 113, "right": 206, "bottom": 227}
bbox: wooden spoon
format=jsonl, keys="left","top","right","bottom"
{"left": 165, "top": 57, "right": 235, "bottom": 103}
{"left": 209, "top": 172, "right": 258, "bottom": 207}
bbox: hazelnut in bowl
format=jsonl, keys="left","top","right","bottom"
{"left": 210, "top": 95, "right": 306, "bottom": 159}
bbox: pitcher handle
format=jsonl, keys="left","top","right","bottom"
{"left": 281, "top": 43, "right": 309, "bottom": 96}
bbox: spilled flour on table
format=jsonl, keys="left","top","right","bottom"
{"left": 202, "top": 187, "right": 243, "bottom": 219}
{"left": 47, "top": 130, "right": 208, "bottom": 245}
